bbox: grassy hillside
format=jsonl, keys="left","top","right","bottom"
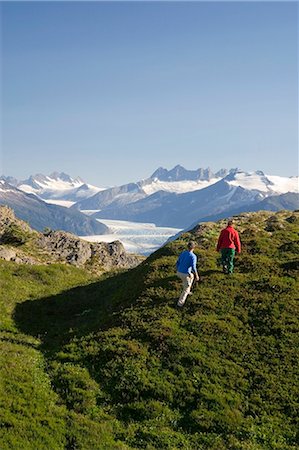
{"left": 1, "top": 210, "right": 298, "bottom": 449}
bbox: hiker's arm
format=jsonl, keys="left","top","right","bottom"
{"left": 194, "top": 268, "right": 200, "bottom": 282}
{"left": 192, "top": 255, "right": 200, "bottom": 281}
{"left": 216, "top": 232, "right": 223, "bottom": 252}
{"left": 235, "top": 232, "right": 241, "bottom": 253}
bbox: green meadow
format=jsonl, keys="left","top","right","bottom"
{"left": 0, "top": 211, "right": 298, "bottom": 449}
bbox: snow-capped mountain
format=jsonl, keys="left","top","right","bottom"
{"left": 72, "top": 165, "right": 225, "bottom": 211}
{"left": 74, "top": 182, "right": 147, "bottom": 211}
{"left": 18, "top": 172, "right": 83, "bottom": 193}
{"left": 92, "top": 169, "right": 299, "bottom": 228}
{"left": 0, "top": 180, "right": 108, "bottom": 236}
{"left": 0, "top": 175, "right": 19, "bottom": 186}
{"left": 16, "top": 172, "right": 104, "bottom": 204}
{"left": 2, "top": 167, "right": 297, "bottom": 232}
{"left": 225, "top": 170, "right": 298, "bottom": 195}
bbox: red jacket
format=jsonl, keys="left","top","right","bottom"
{"left": 216, "top": 226, "right": 241, "bottom": 253}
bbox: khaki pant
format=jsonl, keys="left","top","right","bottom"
{"left": 177, "top": 271, "right": 194, "bottom": 306}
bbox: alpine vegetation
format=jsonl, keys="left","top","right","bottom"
{"left": 0, "top": 210, "right": 298, "bottom": 449}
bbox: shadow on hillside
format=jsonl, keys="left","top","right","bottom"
{"left": 0, "top": 329, "right": 40, "bottom": 349}
{"left": 201, "top": 269, "right": 223, "bottom": 276}
{"left": 14, "top": 268, "right": 144, "bottom": 356}
{"left": 148, "top": 274, "right": 179, "bottom": 289}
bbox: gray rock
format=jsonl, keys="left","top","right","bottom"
{"left": 0, "top": 247, "right": 37, "bottom": 265}
{"left": 38, "top": 230, "right": 92, "bottom": 266}
{"left": 38, "top": 231, "right": 140, "bottom": 269}
{"left": 0, "top": 247, "right": 17, "bottom": 261}
{"left": 91, "top": 241, "right": 140, "bottom": 270}
{"left": 13, "top": 256, "right": 23, "bottom": 264}
{"left": 14, "top": 255, "right": 38, "bottom": 265}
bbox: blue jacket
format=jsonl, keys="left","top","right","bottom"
{"left": 176, "top": 250, "right": 197, "bottom": 275}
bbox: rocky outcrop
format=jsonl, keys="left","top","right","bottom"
{"left": 0, "top": 247, "right": 38, "bottom": 264}
{"left": 38, "top": 230, "right": 140, "bottom": 269}
{"left": 38, "top": 231, "right": 92, "bottom": 265}
{"left": 90, "top": 241, "right": 140, "bottom": 270}
{"left": 0, "top": 205, "right": 33, "bottom": 237}
{"left": 0, "top": 206, "right": 140, "bottom": 270}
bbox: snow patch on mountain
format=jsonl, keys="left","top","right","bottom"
{"left": 43, "top": 199, "right": 76, "bottom": 208}
{"left": 19, "top": 172, "right": 83, "bottom": 192}
{"left": 17, "top": 172, "right": 105, "bottom": 202}
{"left": 75, "top": 184, "right": 106, "bottom": 198}
{"left": 227, "top": 171, "right": 298, "bottom": 195}
{"left": 266, "top": 176, "right": 299, "bottom": 194}
{"left": 0, "top": 180, "right": 18, "bottom": 194}
{"left": 142, "top": 178, "right": 220, "bottom": 195}
{"left": 0, "top": 180, "right": 109, "bottom": 235}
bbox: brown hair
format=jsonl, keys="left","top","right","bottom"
{"left": 187, "top": 241, "right": 196, "bottom": 250}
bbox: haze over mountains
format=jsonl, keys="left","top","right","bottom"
{"left": 1, "top": 166, "right": 298, "bottom": 238}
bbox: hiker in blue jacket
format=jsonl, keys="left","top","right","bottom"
{"left": 176, "top": 241, "right": 199, "bottom": 307}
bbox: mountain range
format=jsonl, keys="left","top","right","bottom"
{"left": 83, "top": 167, "right": 298, "bottom": 228}
{"left": 1, "top": 172, "right": 103, "bottom": 205}
{"left": 72, "top": 165, "right": 226, "bottom": 212}
{"left": 0, "top": 180, "right": 108, "bottom": 236}
{"left": 1, "top": 167, "right": 298, "bottom": 235}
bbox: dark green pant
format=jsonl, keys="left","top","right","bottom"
{"left": 221, "top": 248, "right": 235, "bottom": 274}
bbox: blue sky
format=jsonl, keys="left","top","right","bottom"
{"left": 1, "top": 1, "right": 298, "bottom": 185}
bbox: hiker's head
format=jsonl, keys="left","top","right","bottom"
{"left": 187, "top": 241, "right": 196, "bottom": 251}
{"left": 227, "top": 219, "right": 234, "bottom": 227}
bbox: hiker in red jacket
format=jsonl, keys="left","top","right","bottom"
{"left": 216, "top": 219, "right": 241, "bottom": 275}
